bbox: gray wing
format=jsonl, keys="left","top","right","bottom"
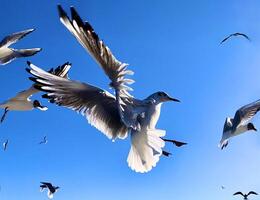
{"left": 0, "top": 29, "right": 35, "bottom": 47}
{"left": 57, "top": 5, "right": 140, "bottom": 129}
{"left": 27, "top": 62, "right": 128, "bottom": 140}
{"left": 232, "top": 100, "right": 260, "bottom": 129}
{"left": 10, "top": 86, "right": 39, "bottom": 101}
{"left": 223, "top": 117, "right": 233, "bottom": 133}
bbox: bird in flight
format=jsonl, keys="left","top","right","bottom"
{"left": 219, "top": 99, "right": 260, "bottom": 149}
{"left": 27, "top": 5, "right": 181, "bottom": 173}
{"left": 3, "top": 139, "right": 8, "bottom": 151}
{"left": 0, "top": 29, "right": 41, "bottom": 65}
{"left": 0, "top": 63, "right": 71, "bottom": 123}
{"left": 220, "top": 32, "right": 250, "bottom": 44}
{"left": 40, "top": 182, "right": 60, "bottom": 199}
{"left": 39, "top": 136, "right": 48, "bottom": 145}
{"left": 233, "top": 191, "right": 258, "bottom": 200}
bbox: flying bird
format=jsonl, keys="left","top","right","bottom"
{"left": 26, "top": 5, "right": 181, "bottom": 173}
{"left": 40, "top": 182, "right": 60, "bottom": 199}
{"left": 221, "top": 185, "right": 225, "bottom": 190}
{"left": 0, "top": 29, "right": 41, "bottom": 65}
{"left": 233, "top": 191, "right": 258, "bottom": 199}
{"left": 39, "top": 136, "right": 48, "bottom": 144}
{"left": 3, "top": 139, "right": 8, "bottom": 151}
{"left": 0, "top": 63, "right": 71, "bottom": 123}
{"left": 220, "top": 32, "right": 250, "bottom": 44}
{"left": 219, "top": 99, "right": 260, "bottom": 149}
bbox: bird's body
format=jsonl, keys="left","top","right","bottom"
{"left": 40, "top": 182, "right": 59, "bottom": 199}
{"left": 27, "top": 5, "right": 181, "bottom": 173}
{"left": 0, "top": 29, "right": 41, "bottom": 65}
{"left": 219, "top": 100, "right": 260, "bottom": 149}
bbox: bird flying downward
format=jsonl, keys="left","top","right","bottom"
{"left": 26, "top": 5, "right": 181, "bottom": 173}
{"left": 233, "top": 191, "right": 258, "bottom": 200}
{"left": 39, "top": 136, "right": 48, "bottom": 145}
{"left": 0, "top": 62, "right": 71, "bottom": 123}
{"left": 219, "top": 99, "right": 260, "bottom": 149}
{"left": 0, "top": 29, "right": 41, "bottom": 65}
{"left": 3, "top": 139, "right": 8, "bottom": 151}
{"left": 220, "top": 32, "right": 250, "bottom": 44}
{"left": 40, "top": 182, "right": 60, "bottom": 199}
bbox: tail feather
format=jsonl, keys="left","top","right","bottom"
{"left": 127, "top": 129, "right": 165, "bottom": 173}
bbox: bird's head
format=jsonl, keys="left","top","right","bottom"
{"left": 33, "top": 100, "right": 48, "bottom": 111}
{"left": 148, "top": 92, "right": 180, "bottom": 104}
{"left": 247, "top": 123, "right": 257, "bottom": 132}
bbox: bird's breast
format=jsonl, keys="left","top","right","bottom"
{"left": 139, "top": 103, "right": 162, "bottom": 129}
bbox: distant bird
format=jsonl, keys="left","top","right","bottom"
{"left": 0, "top": 63, "right": 71, "bottom": 123}
{"left": 163, "top": 139, "right": 187, "bottom": 147}
{"left": 40, "top": 182, "right": 60, "bottom": 199}
{"left": 220, "top": 32, "right": 250, "bottom": 44}
{"left": 3, "top": 139, "right": 8, "bottom": 151}
{"left": 221, "top": 185, "right": 225, "bottom": 189}
{"left": 0, "top": 29, "right": 41, "bottom": 65}
{"left": 219, "top": 99, "right": 260, "bottom": 149}
{"left": 39, "top": 136, "right": 48, "bottom": 145}
{"left": 233, "top": 191, "right": 258, "bottom": 199}
{"left": 26, "top": 5, "right": 181, "bottom": 173}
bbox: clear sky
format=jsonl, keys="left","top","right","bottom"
{"left": 0, "top": 0, "right": 260, "bottom": 200}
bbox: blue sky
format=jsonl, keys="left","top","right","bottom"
{"left": 0, "top": 0, "right": 260, "bottom": 200}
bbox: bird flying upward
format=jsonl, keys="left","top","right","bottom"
{"left": 40, "top": 182, "right": 60, "bottom": 199}
{"left": 233, "top": 191, "right": 258, "bottom": 199}
{"left": 0, "top": 29, "right": 41, "bottom": 65}
{"left": 219, "top": 99, "right": 260, "bottom": 149}
{"left": 26, "top": 5, "right": 181, "bottom": 173}
{"left": 220, "top": 32, "right": 250, "bottom": 44}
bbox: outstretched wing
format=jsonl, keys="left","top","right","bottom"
{"left": 27, "top": 62, "right": 128, "bottom": 140}
{"left": 0, "top": 29, "right": 35, "bottom": 47}
{"left": 233, "top": 192, "right": 244, "bottom": 197}
{"left": 248, "top": 191, "right": 258, "bottom": 196}
{"left": 57, "top": 5, "right": 139, "bottom": 129}
{"left": 10, "top": 86, "right": 39, "bottom": 101}
{"left": 232, "top": 99, "right": 260, "bottom": 129}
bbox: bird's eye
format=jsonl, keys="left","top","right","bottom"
{"left": 158, "top": 92, "right": 165, "bottom": 97}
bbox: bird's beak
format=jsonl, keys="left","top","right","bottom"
{"left": 168, "top": 96, "right": 180, "bottom": 102}
{"left": 253, "top": 127, "right": 257, "bottom": 132}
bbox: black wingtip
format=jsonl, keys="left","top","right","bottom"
{"left": 26, "top": 61, "right": 31, "bottom": 66}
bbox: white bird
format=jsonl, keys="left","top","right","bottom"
{"left": 219, "top": 99, "right": 260, "bottom": 149}
{"left": 0, "top": 63, "right": 71, "bottom": 123}
{"left": 39, "top": 136, "right": 48, "bottom": 144}
{"left": 3, "top": 139, "right": 8, "bottom": 151}
{"left": 26, "top": 5, "right": 180, "bottom": 173}
{"left": 40, "top": 182, "right": 60, "bottom": 199}
{"left": 0, "top": 29, "right": 41, "bottom": 65}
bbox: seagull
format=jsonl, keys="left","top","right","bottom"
{"left": 40, "top": 182, "right": 60, "bottom": 199}
{"left": 3, "top": 139, "right": 8, "bottom": 151}
{"left": 26, "top": 5, "right": 181, "bottom": 173}
{"left": 0, "top": 63, "right": 71, "bottom": 123}
{"left": 0, "top": 29, "right": 41, "bottom": 65}
{"left": 220, "top": 32, "right": 250, "bottom": 44}
{"left": 219, "top": 99, "right": 260, "bottom": 149}
{"left": 39, "top": 136, "right": 48, "bottom": 144}
{"left": 233, "top": 191, "right": 258, "bottom": 200}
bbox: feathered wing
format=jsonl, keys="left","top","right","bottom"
{"left": 127, "top": 129, "right": 165, "bottom": 173}
{"left": 27, "top": 62, "right": 128, "bottom": 140}
{"left": 219, "top": 117, "right": 233, "bottom": 149}
{"left": 233, "top": 192, "right": 245, "bottom": 197}
{"left": 57, "top": 5, "right": 141, "bottom": 130}
{"left": 232, "top": 99, "right": 260, "bottom": 129}
{"left": 0, "top": 29, "right": 35, "bottom": 47}
{"left": 248, "top": 191, "right": 258, "bottom": 196}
